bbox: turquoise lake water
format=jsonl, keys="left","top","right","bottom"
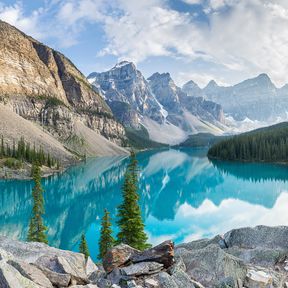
{"left": 1, "top": 148, "right": 288, "bottom": 260}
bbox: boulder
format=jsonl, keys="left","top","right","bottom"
{"left": 0, "top": 260, "right": 39, "bottom": 288}
{"left": 0, "top": 236, "right": 86, "bottom": 266}
{"left": 35, "top": 254, "right": 88, "bottom": 284}
{"left": 85, "top": 257, "right": 99, "bottom": 277}
{"left": 144, "top": 278, "right": 159, "bottom": 287}
{"left": 69, "top": 285, "right": 99, "bottom": 288}
{"left": 244, "top": 269, "right": 273, "bottom": 288}
{"left": 156, "top": 271, "right": 179, "bottom": 288}
{"left": 176, "top": 244, "right": 247, "bottom": 287}
{"left": 130, "top": 241, "right": 175, "bottom": 268}
{"left": 126, "top": 280, "right": 143, "bottom": 288}
{"left": 0, "top": 249, "right": 13, "bottom": 262}
{"left": 121, "top": 262, "right": 164, "bottom": 277}
{"left": 224, "top": 226, "right": 288, "bottom": 250}
{"left": 103, "top": 244, "right": 139, "bottom": 273}
{"left": 7, "top": 259, "right": 53, "bottom": 288}
{"left": 34, "top": 264, "right": 71, "bottom": 287}
{"left": 167, "top": 255, "right": 186, "bottom": 275}
{"left": 170, "top": 269, "right": 196, "bottom": 288}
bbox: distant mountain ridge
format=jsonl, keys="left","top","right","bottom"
{"left": 200, "top": 73, "right": 288, "bottom": 122}
{"left": 88, "top": 61, "right": 226, "bottom": 145}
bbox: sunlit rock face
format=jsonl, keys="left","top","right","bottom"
{"left": 0, "top": 20, "right": 126, "bottom": 153}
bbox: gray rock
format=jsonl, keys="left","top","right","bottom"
{"left": 156, "top": 272, "right": 179, "bottom": 288}
{"left": 85, "top": 257, "right": 99, "bottom": 277}
{"left": 34, "top": 263, "right": 71, "bottom": 287}
{"left": 7, "top": 259, "right": 53, "bottom": 288}
{"left": 121, "top": 262, "right": 164, "bottom": 277}
{"left": 88, "top": 269, "right": 106, "bottom": 284}
{"left": 106, "top": 268, "right": 124, "bottom": 285}
{"left": 0, "top": 260, "right": 38, "bottom": 288}
{"left": 144, "top": 278, "right": 159, "bottom": 287}
{"left": 95, "top": 277, "right": 112, "bottom": 288}
{"left": 127, "top": 280, "right": 143, "bottom": 288}
{"left": 171, "top": 269, "right": 196, "bottom": 288}
{"left": 176, "top": 244, "right": 247, "bottom": 287}
{"left": 244, "top": 269, "right": 273, "bottom": 288}
{"left": 167, "top": 255, "right": 186, "bottom": 274}
{"left": 70, "top": 285, "right": 99, "bottom": 288}
{"left": 224, "top": 226, "right": 288, "bottom": 250}
{"left": 35, "top": 254, "right": 88, "bottom": 284}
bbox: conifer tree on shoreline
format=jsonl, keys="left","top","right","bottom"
{"left": 98, "top": 209, "right": 115, "bottom": 260}
{"left": 27, "top": 164, "right": 48, "bottom": 244}
{"left": 116, "top": 151, "right": 150, "bottom": 251}
{"left": 79, "top": 234, "right": 90, "bottom": 260}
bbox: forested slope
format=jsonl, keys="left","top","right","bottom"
{"left": 208, "top": 122, "right": 288, "bottom": 162}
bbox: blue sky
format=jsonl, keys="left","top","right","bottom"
{"left": 0, "top": 0, "right": 288, "bottom": 87}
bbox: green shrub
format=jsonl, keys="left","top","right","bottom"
{"left": 4, "top": 158, "right": 22, "bottom": 169}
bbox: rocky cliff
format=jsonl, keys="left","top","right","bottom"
{"left": 0, "top": 20, "right": 127, "bottom": 160}
{"left": 1, "top": 225, "right": 288, "bottom": 287}
{"left": 88, "top": 61, "right": 165, "bottom": 128}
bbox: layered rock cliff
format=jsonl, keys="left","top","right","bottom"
{"left": 0, "top": 20, "right": 127, "bottom": 160}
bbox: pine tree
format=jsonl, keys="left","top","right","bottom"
{"left": 27, "top": 164, "right": 48, "bottom": 244}
{"left": 0, "top": 135, "right": 4, "bottom": 157}
{"left": 116, "top": 151, "right": 150, "bottom": 250}
{"left": 98, "top": 209, "right": 115, "bottom": 260}
{"left": 79, "top": 234, "right": 90, "bottom": 260}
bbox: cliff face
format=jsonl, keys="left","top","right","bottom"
{"left": 0, "top": 20, "right": 126, "bottom": 156}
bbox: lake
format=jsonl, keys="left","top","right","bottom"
{"left": 1, "top": 148, "right": 288, "bottom": 260}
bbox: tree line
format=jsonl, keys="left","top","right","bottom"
{"left": 27, "top": 151, "right": 150, "bottom": 261}
{"left": 208, "top": 123, "right": 288, "bottom": 162}
{"left": 0, "top": 136, "right": 59, "bottom": 168}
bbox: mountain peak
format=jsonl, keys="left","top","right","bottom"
{"left": 183, "top": 80, "right": 200, "bottom": 89}
{"left": 112, "top": 61, "right": 135, "bottom": 70}
{"left": 148, "top": 72, "right": 172, "bottom": 82}
{"left": 205, "top": 80, "right": 219, "bottom": 89}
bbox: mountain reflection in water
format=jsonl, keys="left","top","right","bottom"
{"left": 0, "top": 148, "right": 288, "bottom": 260}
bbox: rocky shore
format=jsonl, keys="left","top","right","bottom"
{"left": 1, "top": 225, "right": 288, "bottom": 287}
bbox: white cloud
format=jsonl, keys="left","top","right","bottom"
{"left": 182, "top": 0, "right": 203, "bottom": 4}
{"left": 0, "top": 3, "right": 43, "bottom": 39}
{"left": 98, "top": 0, "right": 288, "bottom": 86}
{"left": 2, "top": 0, "right": 288, "bottom": 85}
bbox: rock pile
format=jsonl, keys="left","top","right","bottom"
{"left": 1, "top": 226, "right": 288, "bottom": 287}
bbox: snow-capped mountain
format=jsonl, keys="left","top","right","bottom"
{"left": 201, "top": 73, "right": 287, "bottom": 122}
{"left": 88, "top": 61, "right": 165, "bottom": 128}
{"left": 88, "top": 62, "right": 227, "bottom": 145}
{"left": 182, "top": 80, "right": 204, "bottom": 98}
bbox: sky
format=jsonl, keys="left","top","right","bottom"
{"left": 0, "top": 0, "right": 288, "bottom": 88}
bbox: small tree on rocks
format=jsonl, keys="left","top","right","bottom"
{"left": 79, "top": 234, "right": 90, "bottom": 260}
{"left": 116, "top": 151, "right": 150, "bottom": 250}
{"left": 98, "top": 209, "right": 115, "bottom": 260}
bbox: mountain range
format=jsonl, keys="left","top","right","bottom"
{"left": 88, "top": 61, "right": 288, "bottom": 145}
{"left": 1, "top": 19, "right": 288, "bottom": 155}
{"left": 88, "top": 62, "right": 226, "bottom": 145}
